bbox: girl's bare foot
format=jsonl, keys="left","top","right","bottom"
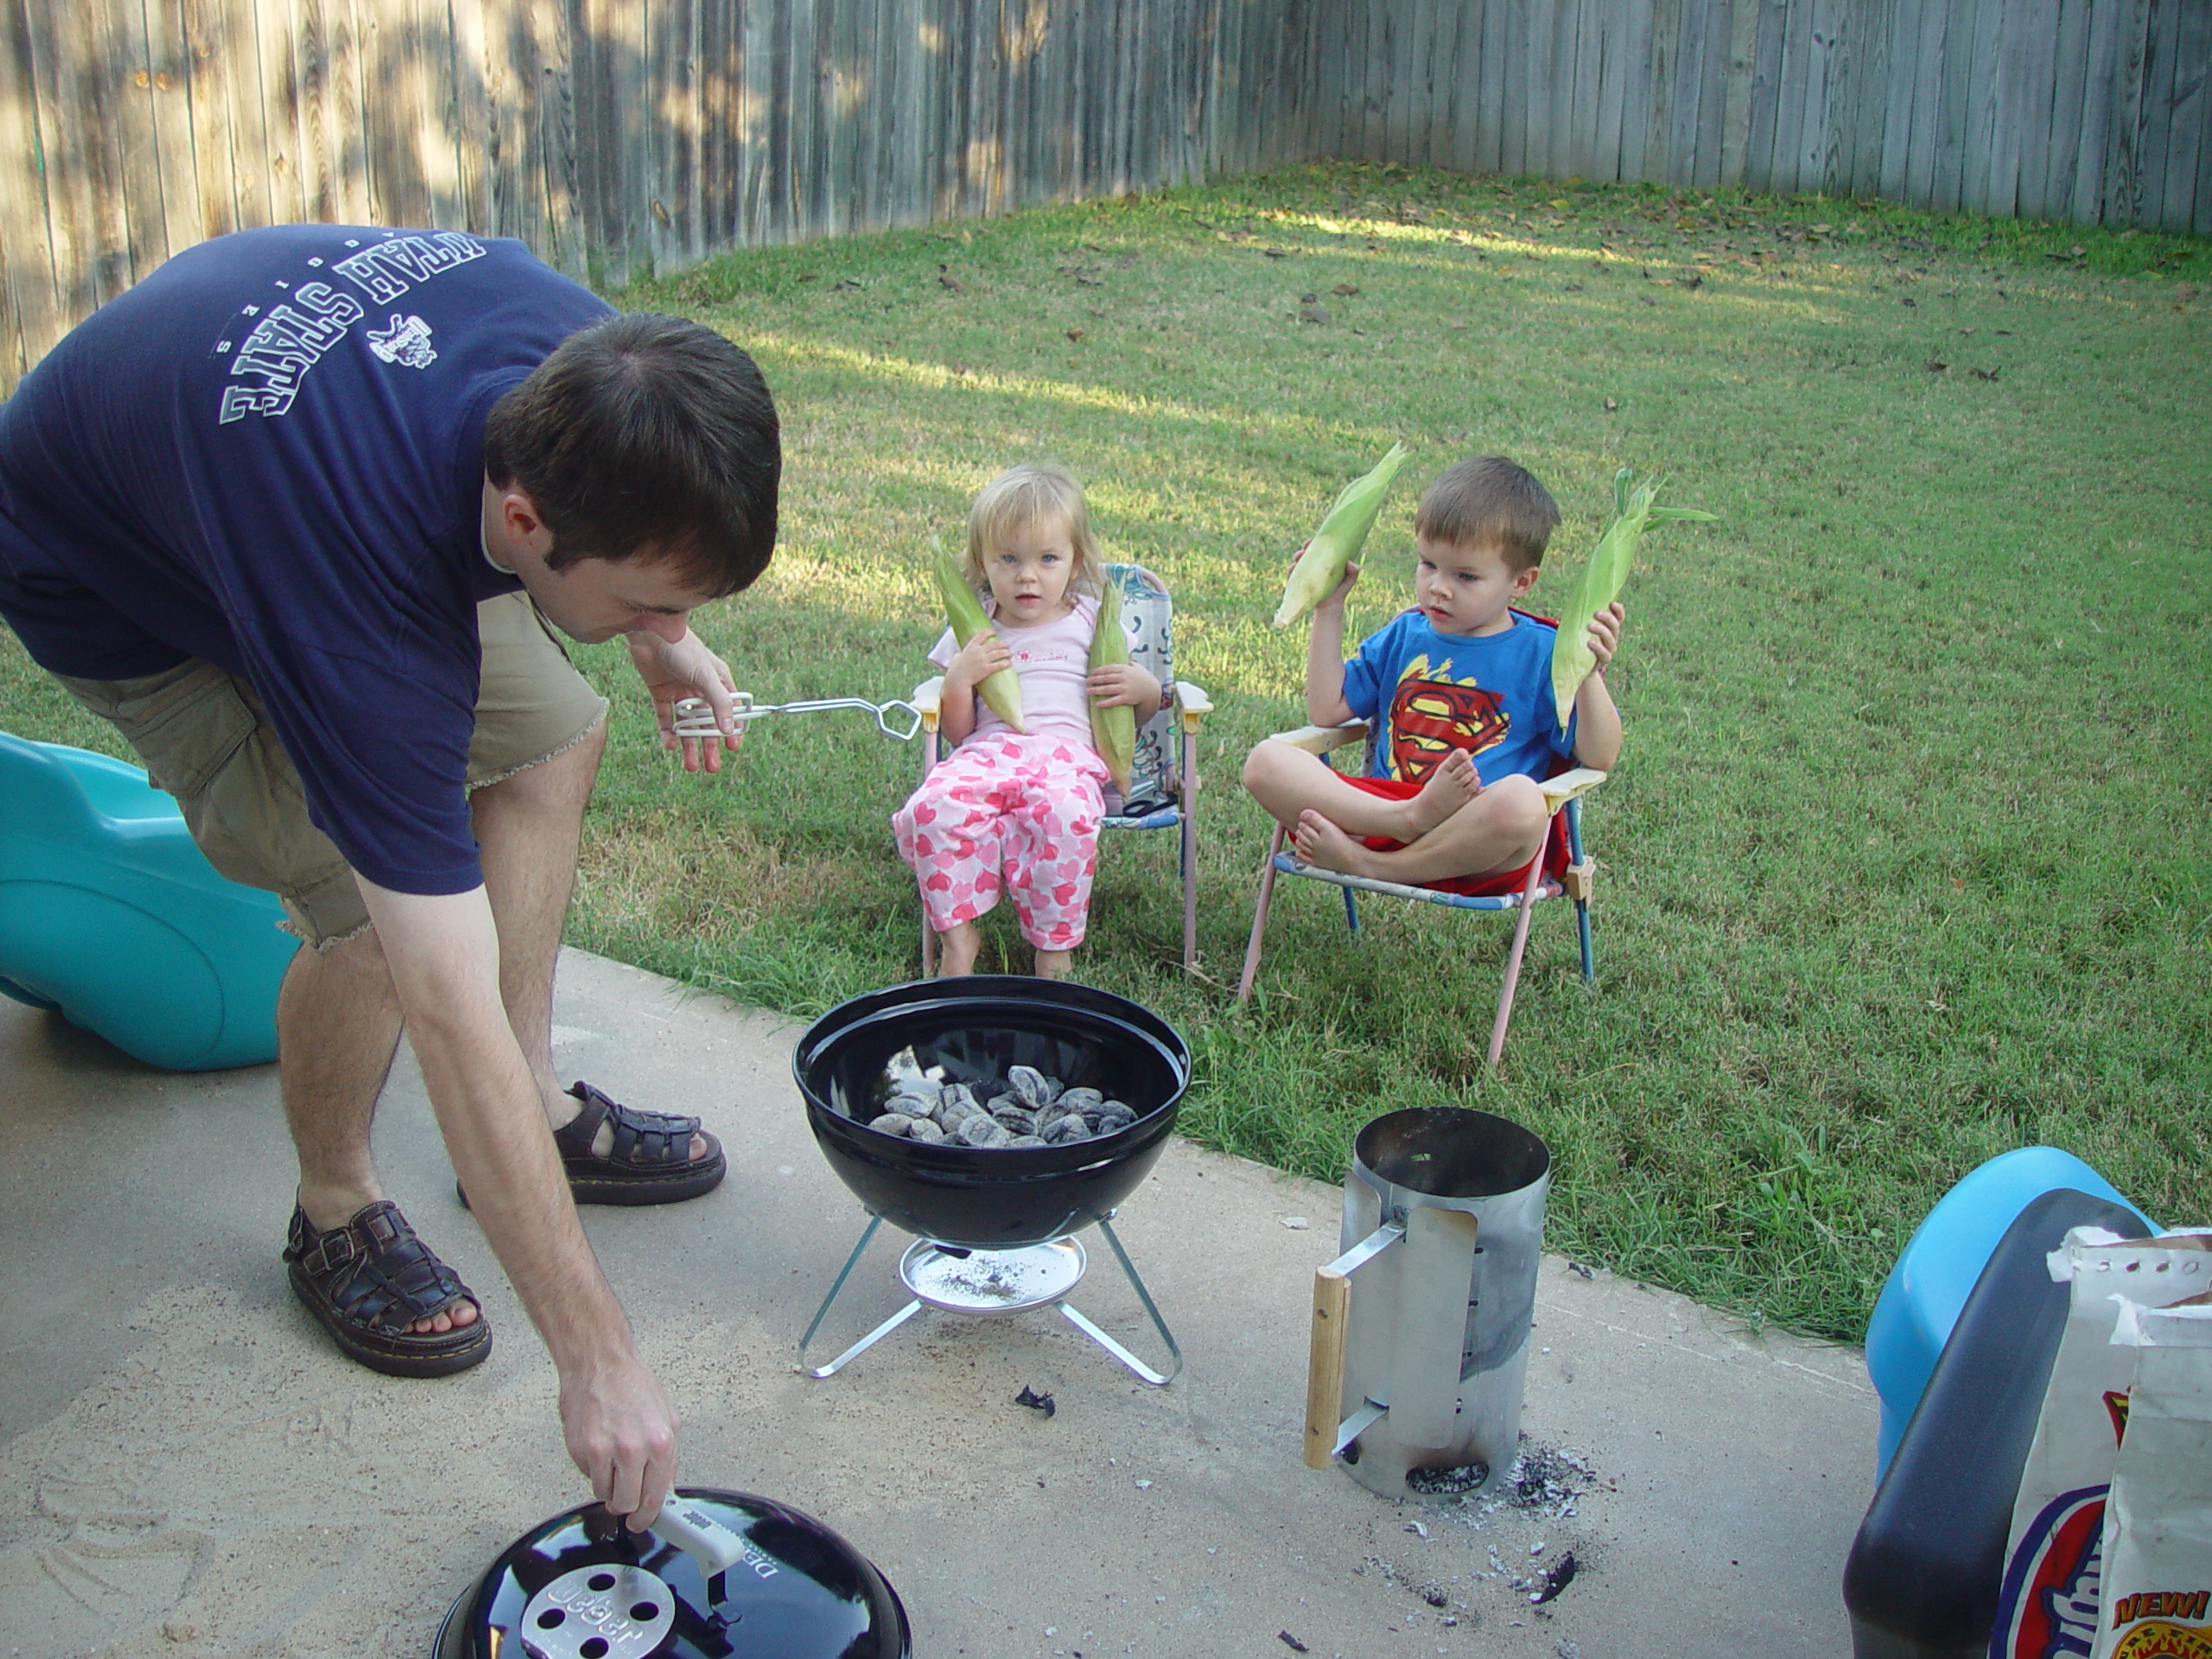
{"left": 1291, "top": 810, "right": 1383, "bottom": 879}
{"left": 1398, "top": 750, "right": 1481, "bottom": 838}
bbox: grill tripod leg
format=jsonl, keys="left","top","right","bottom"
{"left": 798, "top": 1216, "right": 925, "bottom": 1378}
{"left": 1055, "top": 1216, "right": 1184, "bottom": 1386}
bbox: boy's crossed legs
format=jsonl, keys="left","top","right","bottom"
{"left": 1240, "top": 741, "right": 1550, "bottom": 889}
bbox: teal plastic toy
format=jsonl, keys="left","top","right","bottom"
{"left": 0, "top": 731, "right": 299, "bottom": 1069}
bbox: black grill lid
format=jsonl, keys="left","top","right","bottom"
{"left": 434, "top": 1488, "right": 911, "bottom": 1659}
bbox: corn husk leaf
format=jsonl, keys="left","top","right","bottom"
{"left": 1088, "top": 578, "right": 1135, "bottom": 796}
{"left": 1548, "top": 469, "right": 1717, "bottom": 730}
{"left": 1271, "top": 441, "right": 1414, "bottom": 628}
{"left": 932, "top": 536, "right": 1026, "bottom": 733}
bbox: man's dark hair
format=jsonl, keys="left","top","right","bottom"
{"left": 1415, "top": 455, "right": 1560, "bottom": 573}
{"left": 483, "top": 314, "right": 780, "bottom": 597}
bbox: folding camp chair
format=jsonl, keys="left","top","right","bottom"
{"left": 911, "top": 563, "right": 1211, "bottom": 974}
{"left": 1235, "top": 719, "right": 1605, "bottom": 1067}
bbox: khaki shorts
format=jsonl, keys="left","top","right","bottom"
{"left": 55, "top": 590, "right": 608, "bottom": 947}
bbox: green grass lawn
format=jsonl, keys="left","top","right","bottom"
{"left": 4, "top": 162, "right": 2205, "bottom": 1343}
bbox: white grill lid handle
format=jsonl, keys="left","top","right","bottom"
{"left": 651, "top": 1497, "right": 751, "bottom": 1580}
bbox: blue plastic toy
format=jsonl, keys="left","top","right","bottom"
{"left": 1863, "top": 1144, "right": 2153, "bottom": 1475}
{"left": 0, "top": 731, "right": 299, "bottom": 1070}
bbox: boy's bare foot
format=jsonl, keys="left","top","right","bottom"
{"left": 1398, "top": 750, "right": 1481, "bottom": 838}
{"left": 1291, "top": 810, "right": 1385, "bottom": 880}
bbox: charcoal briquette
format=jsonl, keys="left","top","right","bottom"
{"left": 1007, "top": 1065, "right": 1057, "bottom": 1109}
{"left": 906, "top": 1117, "right": 948, "bottom": 1144}
{"left": 957, "top": 1115, "right": 1011, "bottom": 1148}
{"left": 868, "top": 1113, "right": 916, "bottom": 1137}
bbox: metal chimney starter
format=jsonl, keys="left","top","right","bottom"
{"left": 1305, "top": 1107, "right": 1551, "bottom": 1498}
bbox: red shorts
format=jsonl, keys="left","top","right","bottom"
{"left": 1341, "top": 775, "right": 1567, "bottom": 898}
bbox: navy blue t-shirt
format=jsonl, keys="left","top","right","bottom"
{"left": 0, "top": 225, "right": 613, "bottom": 894}
{"left": 1340, "top": 607, "right": 1578, "bottom": 785}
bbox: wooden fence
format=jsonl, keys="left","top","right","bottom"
{"left": 2, "top": 0, "right": 2205, "bottom": 386}
{"left": 1316, "top": 0, "right": 2210, "bottom": 230}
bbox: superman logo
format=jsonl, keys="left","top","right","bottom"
{"left": 1389, "top": 677, "right": 1507, "bottom": 779}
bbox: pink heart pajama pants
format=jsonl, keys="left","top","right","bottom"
{"left": 893, "top": 731, "right": 1109, "bottom": 950}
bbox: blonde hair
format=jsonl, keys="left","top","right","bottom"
{"left": 963, "top": 461, "right": 1104, "bottom": 598}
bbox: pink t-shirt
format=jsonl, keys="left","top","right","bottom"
{"left": 929, "top": 594, "right": 1098, "bottom": 749}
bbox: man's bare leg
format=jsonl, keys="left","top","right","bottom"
{"left": 468, "top": 720, "right": 705, "bottom": 1162}
{"left": 1288, "top": 773, "right": 1551, "bottom": 888}
{"left": 282, "top": 927, "right": 475, "bottom": 1334}
{"left": 1243, "top": 742, "right": 1479, "bottom": 841}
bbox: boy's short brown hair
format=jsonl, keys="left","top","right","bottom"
{"left": 1414, "top": 456, "right": 1560, "bottom": 573}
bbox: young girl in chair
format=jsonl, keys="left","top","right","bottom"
{"left": 893, "top": 463, "right": 1161, "bottom": 978}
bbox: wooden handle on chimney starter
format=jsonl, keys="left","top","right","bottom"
{"left": 1303, "top": 1264, "right": 1351, "bottom": 1470}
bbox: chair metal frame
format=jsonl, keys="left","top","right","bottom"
{"left": 909, "top": 563, "right": 1211, "bottom": 975}
{"left": 1235, "top": 718, "right": 1605, "bottom": 1066}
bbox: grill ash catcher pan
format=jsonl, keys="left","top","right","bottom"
{"left": 433, "top": 1488, "right": 910, "bottom": 1659}
{"left": 793, "top": 976, "right": 1189, "bottom": 1384}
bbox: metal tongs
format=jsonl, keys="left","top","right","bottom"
{"left": 669, "top": 690, "right": 923, "bottom": 743}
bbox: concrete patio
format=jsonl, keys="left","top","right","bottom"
{"left": 1, "top": 948, "right": 1876, "bottom": 1657}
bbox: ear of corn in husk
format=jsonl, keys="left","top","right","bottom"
{"left": 932, "top": 536, "right": 1026, "bottom": 733}
{"left": 1548, "top": 468, "right": 1716, "bottom": 730}
{"left": 1271, "top": 441, "right": 1414, "bottom": 628}
{"left": 1088, "top": 577, "right": 1135, "bottom": 796}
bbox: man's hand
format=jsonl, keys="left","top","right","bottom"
{"left": 628, "top": 627, "right": 742, "bottom": 772}
{"left": 562, "top": 1349, "right": 682, "bottom": 1530}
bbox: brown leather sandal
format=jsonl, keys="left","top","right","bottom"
{"left": 457, "top": 1082, "right": 727, "bottom": 1211}
{"left": 283, "top": 1200, "right": 491, "bottom": 1377}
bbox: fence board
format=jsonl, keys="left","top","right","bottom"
{"left": 0, "top": 0, "right": 58, "bottom": 374}
{"left": 1930, "top": 0, "right": 1974, "bottom": 210}
{"left": 143, "top": 0, "right": 202, "bottom": 257}
{"left": 2134, "top": 0, "right": 2182, "bottom": 227}
{"left": 175, "top": 0, "right": 237, "bottom": 240}
{"left": 2035, "top": 0, "right": 2088, "bottom": 219}
{"left": 1849, "top": 0, "right": 1892, "bottom": 194}
{"left": 1389, "top": 0, "right": 1427, "bottom": 167}
{"left": 1548, "top": 0, "right": 1582, "bottom": 178}
{"left": 2176, "top": 0, "right": 2209, "bottom": 232}
{"left": 1476, "top": 0, "right": 1508, "bottom": 172}
{"left": 1595, "top": 0, "right": 1628, "bottom": 180}
{"left": 1742, "top": 0, "right": 1784, "bottom": 189}
{"left": 1959, "top": 0, "right": 2007, "bottom": 212}
{"left": 2007, "top": 0, "right": 2058, "bottom": 217}
{"left": 1646, "top": 0, "right": 1682, "bottom": 181}
{"left": 1877, "top": 0, "right": 1919, "bottom": 196}
{"left": 2105, "top": 0, "right": 2152, "bottom": 224}
{"left": 1427, "top": 0, "right": 1462, "bottom": 171}
{"left": 29, "top": 0, "right": 118, "bottom": 309}
{"left": 1985, "top": 0, "right": 2035, "bottom": 216}
{"left": 1618, "top": 0, "right": 1658, "bottom": 179}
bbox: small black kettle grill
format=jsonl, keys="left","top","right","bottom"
{"left": 434, "top": 1488, "right": 910, "bottom": 1659}
{"left": 792, "top": 976, "right": 1189, "bottom": 1385}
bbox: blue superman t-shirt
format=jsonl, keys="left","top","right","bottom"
{"left": 0, "top": 225, "right": 612, "bottom": 895}
{"left": 1339, "top": 608, "right": 1578, "bottom": 785}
